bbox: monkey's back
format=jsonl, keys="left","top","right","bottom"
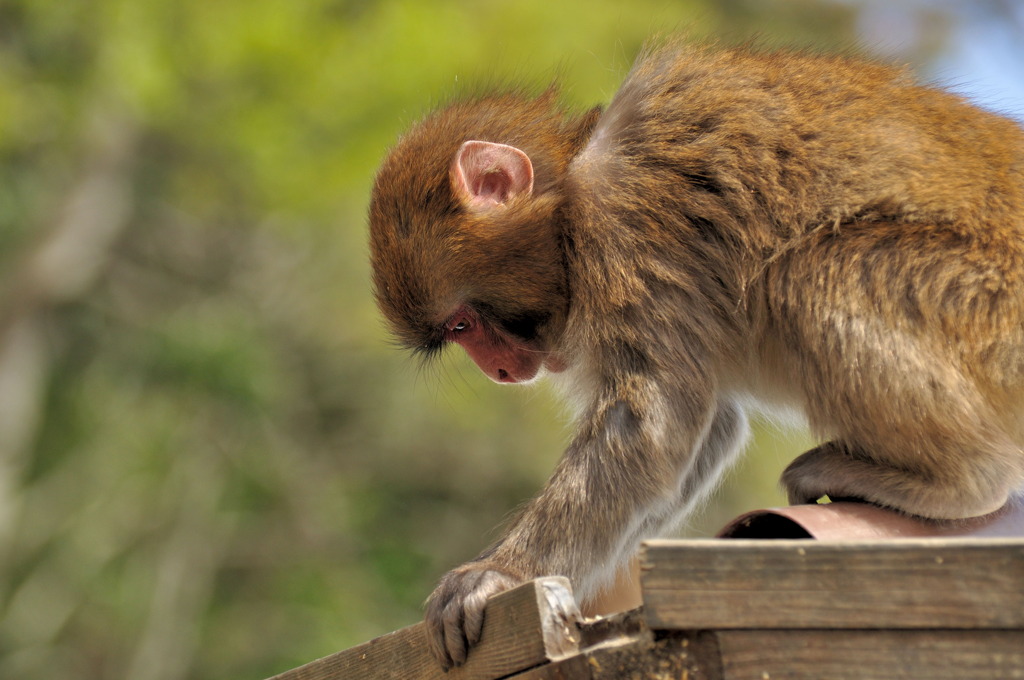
{"left": 578, "top": 44, "right": 1024, "bottom": 245}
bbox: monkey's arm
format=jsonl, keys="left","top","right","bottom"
{"left": 425, "top": 368, "right": 747, "bottom": 669}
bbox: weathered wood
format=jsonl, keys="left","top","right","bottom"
{"left": 440, "top": 622, "right": 1024, "bottom": 680}
{"left": 269, "top": 538, "right": 1024, "bottom": 679}
{"left": 641, "top": 538, "right": 1024, "bottom": 630}
{"left": 717, "top": 629, "right": 1024, "bottom": 680}
{"left": 265, "top": 577, "right": 580, "bottom": 680}
{"left": 509, "top": 629, "right": 723, "bottom": 680}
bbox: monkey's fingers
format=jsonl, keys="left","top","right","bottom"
{"left": 425, "top": 585, "right": 462, "bottom": 670}
{"left": 440, "top": 601, "right": 468, "bottom": 670}
{"left": 461, "top": 569, "right": 519, "bottom": 647}
{"left": 425, "top": 565, "right": 521, "bottom": 670}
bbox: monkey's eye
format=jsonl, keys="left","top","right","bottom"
{"left": 443, "top": 306, "right": 476, "bottom": 338}
{"left": 445, "top": 314, "right": 473, "bottom": 335}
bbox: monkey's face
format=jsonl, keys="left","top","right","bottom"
{"left": 369, "top": 137, "right": 569, "bottom": 383}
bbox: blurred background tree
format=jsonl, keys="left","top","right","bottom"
{"left": 0, "top": 1, "right": 1020, "bottom": 678}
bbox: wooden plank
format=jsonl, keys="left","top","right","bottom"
{"left": 265, "top": 577, "right": 580, "bottom": 680}
{"left": 509, "top": 630, "right": 723, "bottom": 680}
{"left": 641, "top": 539, "right": 1024, "bottom": 630}
{"left": 717, "top": 629, "right": 1024, "bottom": 680}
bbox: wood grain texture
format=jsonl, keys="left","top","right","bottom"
{"left": 641, "top": 539, "right": 1024, "bottom": 630}
{"left": 509, "top": 630, "right": 722, "bottom": 680}
{"left": 264, "top": 577, "right": 580, "bottom": 680}
{"left": 717, "top": 629, "right": 1024, "bottom": 680}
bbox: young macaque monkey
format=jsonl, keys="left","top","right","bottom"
{"left": 368, "top": 43, "right": 1024, "bottom": 669}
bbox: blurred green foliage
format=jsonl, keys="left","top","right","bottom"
{"left": 0, "top": 1, "right": 979, "bottom": 678}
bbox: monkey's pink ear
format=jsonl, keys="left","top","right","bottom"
{"left": 451, "top": 140, "right": 534, "bottom": 210}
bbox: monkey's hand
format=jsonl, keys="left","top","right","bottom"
{"left": 424, "top": 562, "right": 522, "bottom": 670}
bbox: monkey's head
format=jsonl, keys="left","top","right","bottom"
{"left": 368, "top": 95, "right": 577, "bottom": 383}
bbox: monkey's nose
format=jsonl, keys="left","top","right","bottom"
{"left": 497, "top": 369, "right": 511, "bottom": 382}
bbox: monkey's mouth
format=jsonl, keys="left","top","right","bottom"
{"left": 494, "top": 353, "right": 566, "bottom": 385}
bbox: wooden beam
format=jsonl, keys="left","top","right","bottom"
{"left": 508, "top": 626, "right": 721, "bottom": 680}
{"left": 717, "top": 629, "right": 1024, "bottom": 680}
{"left": 517, "top": 628, "right": 1024, "bottom": 680}
{"left": 264, "top": 577, "right": 580, "bottom": 680}
{"left": 641, "top": 538, "right": 1024, "bottom": 630}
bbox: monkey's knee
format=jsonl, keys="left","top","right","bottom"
{"left": 782, "top": 440, "right": 1013, "bottom": 519}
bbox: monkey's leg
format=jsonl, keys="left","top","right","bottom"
{"left": 770, "top": 222, "right": 1024, "bottom": 519}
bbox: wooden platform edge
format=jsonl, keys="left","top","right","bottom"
{"left": 266, "top": 537, "right": 1024, "bottom": 679}
{"left": 641, "top": 537, "right": 1024, "bottom": 631}
{"left": 508, "top": 627, "right": 1024, "bottom": 680}
{"left": 264, "top": 577, "right": 580, "bottom": 680}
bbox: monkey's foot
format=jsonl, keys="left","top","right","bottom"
{"left": 781, "top": 441, "right": 896, "bottom": 507}
{"left": 425, "top": 563, "right": 522, "bottom": 670}
{"left": 781, "top": 440, "right": 1011, "bottom": 519}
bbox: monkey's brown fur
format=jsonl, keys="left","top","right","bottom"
{"left": 369, "top": 44, "right": 1024, "bottom": 669}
